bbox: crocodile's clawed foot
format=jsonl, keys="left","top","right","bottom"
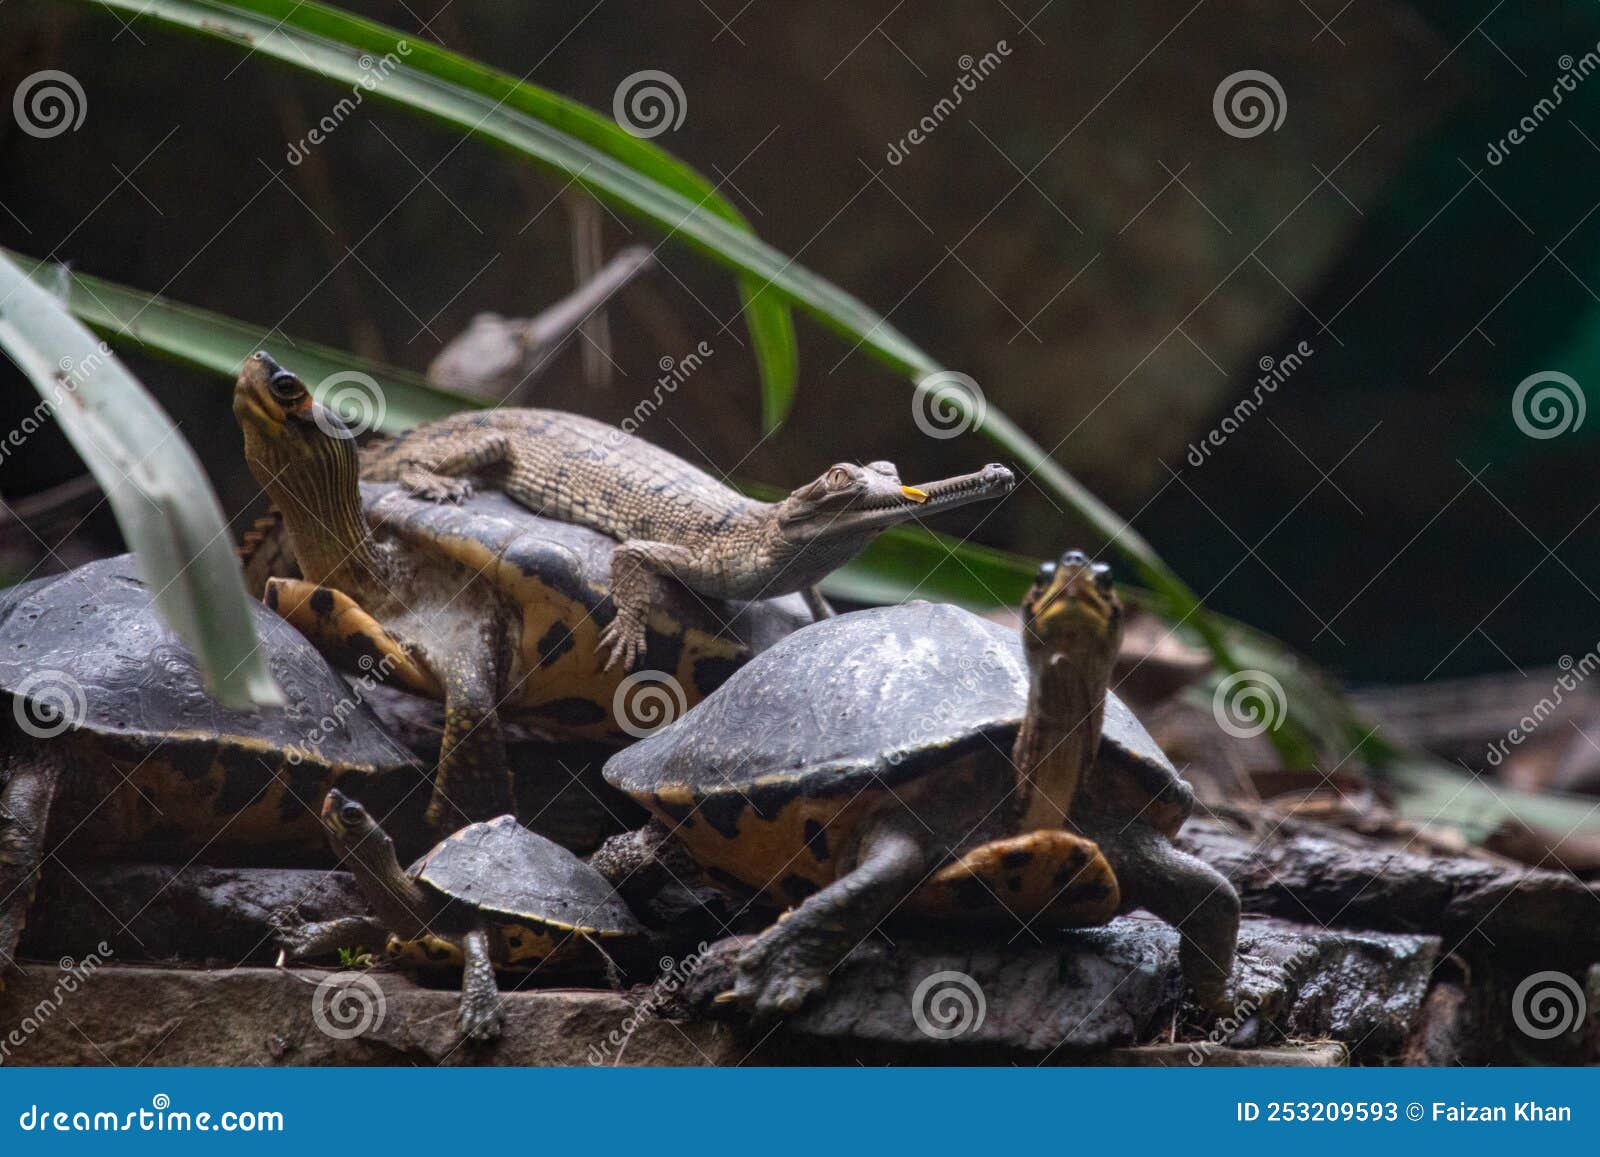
{"left": 598, "top": 616, "right": 646, "bottom": 672}
{"left": 400, "top": 467, "right": 474, "bottom": 504}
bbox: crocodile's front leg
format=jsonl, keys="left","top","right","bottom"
{"left": 395, "top": 429, "right": 512, "bottom": 503}
{"left": 600, "top": 540, "right": 699, "bottom": 671}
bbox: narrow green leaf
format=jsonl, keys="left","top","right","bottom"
{"left": 8, "top": 250, "right": 473, "bottom": 432}
{"left": 0, "top": 252, "right": 281, "bottom": 708}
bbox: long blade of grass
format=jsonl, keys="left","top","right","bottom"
{"left": 0, "top": 252, "right": 281, "bottom": 708}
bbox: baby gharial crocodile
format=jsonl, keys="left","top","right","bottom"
{"left": 363, "top": 410, "right": 1016, "bottom": 669}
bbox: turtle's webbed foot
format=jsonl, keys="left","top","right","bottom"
{"left": 457, "top": 990, "right": 506, "bottom": 1042}
{"left": 400, "top": 466, "right": 474, "bottom": 504}
{"left": 730, "top": 918, "right": 837, "bottom": 1018}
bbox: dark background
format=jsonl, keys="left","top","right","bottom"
{"left": 2, "top": 0, "right": 1598, "bottom": 686}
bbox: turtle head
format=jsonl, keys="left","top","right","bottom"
{"left": 1021, "top": 550, "right": 1122, "bottom": 677}
{"left": 235, "top": 352, "right": 375, "bottom": 586}
{"left": 234, "top": 350, "right": 358, "bottom": 472}
{"left": 775, "top": 459, "right": 1014, "bottom": 544}
{"left": 320, "top": 788, "right": 380, "bottom": 846}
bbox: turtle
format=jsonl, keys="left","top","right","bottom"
{"left": 603, "top": 551, "right": 1241, "bottom": 1015}
{"left": 279, "top": 788, "right": 644, "bottom": 1040}
{"left": 0, "top": 554, "right": 431, "bottom": 978}
{"left": 233, "top": 352, "right": 808, "bottom": 833}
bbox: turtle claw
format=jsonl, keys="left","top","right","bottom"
{"left": 458, "top": 995, "right": 505, "bottom": 1042}
{"left": 729, "top": 922, "right": 833, "bottom": 1018}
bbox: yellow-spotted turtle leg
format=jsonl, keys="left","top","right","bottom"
{"left": 732, "top": 820, "right": 927, "bottom": 1018}
{"left": 396, "top": 429, "right": 512, "bottom": 504}
{"left": 457, "top": 920, "right": 505, "bottom": 1041}
{"left": 0, "top": 750, "right": 63, "bottom": 981}
{"left": 1085, "top": 811, "right": 1239, "bottom": 1011}
{"left": 424, "top": 624, "right": 514, "bottom": 833}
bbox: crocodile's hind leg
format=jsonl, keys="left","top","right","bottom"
{"left": 393, "top": 429, "right": 512, "bottom": 503}
{"left": 424, "top": 623, "right": 514, "bottom": 832}
{"left": 919, "top": 829, "right": 1120, "bottom": 925}
{"left": 802, "top": 587, "right": 835, "bottom": 621}
{"left": 0, "top": 750, "right": 63, "bottom": 981}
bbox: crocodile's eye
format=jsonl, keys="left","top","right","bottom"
{"left": 826, "top": 466, "right": 853, "bottom": 488}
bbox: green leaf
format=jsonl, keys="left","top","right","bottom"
{"left": 7, "top": 250, "right": 471, "bottom": 432}
{"left": 0, "top": 251, "right": 281, "bottom": 708}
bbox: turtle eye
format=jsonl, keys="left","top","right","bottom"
{"left": 1035, "top": 560, "right": 1058, "bottom": 584}
{"left": 268, "top": 372, "right": 304, "bottom": 405}
{"left": 339, "top": 803, "right": 364, "bottom": 825}
{"left": 1092, "top": 564, "right": 1113, "bottom": 593}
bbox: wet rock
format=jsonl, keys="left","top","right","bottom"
{"left": 682, "top": 915, "right": 1437, "bottom": 1059}
{"left": 1179, "top": 817, "right": 1600, "bottom": 960}
{"left": 18, "top": 862, "right": 365, "bottom": 967}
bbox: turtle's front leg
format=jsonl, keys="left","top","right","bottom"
{"left": 396, "top": 429, "right": 512, "bottom": 503}
{"left": 424, "top": 624, "right": 514, "bottom": 832}
{"left": 732, "top": 820, "right": 927, "bottom": 1017}
{"left": 0, "top": 751, "right": 63, "bottom": 979}
{"left": 1089, "top": 816, "right": 1239, "bottom": 1010}
{"left": 456, "top": 920, "right": 505, "bottom": 1041}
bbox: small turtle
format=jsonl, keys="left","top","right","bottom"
{"left": 233, "top": 352, "right": 807, "bottom": 832}
{"left": 281, "top": 789, "right": 643, "bottom": 1040}
{"left": 604, "top": 552, "right": 1240, "bottom": 1014}
{"left": 0, "top": 555, "right": 427, "bottom": 977}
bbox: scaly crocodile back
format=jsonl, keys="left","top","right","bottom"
{"left": 362, "top": 408, "right": 765, "bottom": 543}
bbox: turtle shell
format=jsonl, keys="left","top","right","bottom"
{"left": 603, "top": 601, "right": 1191, "bottom": 835}
{"left": 411, "top": 815, "right": 642, "bottom": 937}
{"left": 0, "top": 554, "right": 407, "bottom": 770}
